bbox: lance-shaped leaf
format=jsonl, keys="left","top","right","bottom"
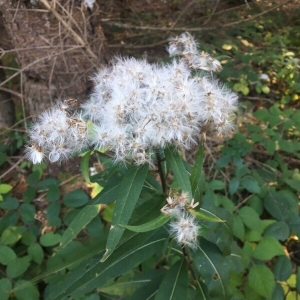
{"left": 121, "top": 214, "right": 171, "bottom": 233}
{"left": 101, "top": 163, "right": 149, "bottom": 262}
{"left": 190, "top": 144, "right": 205, "bottom": 202}
{"left": 47, "top": 230, "right": 166, "bottom": 300}
{"left": 191, "top": 239, "right": 230, "bottom": 300}
{"left": 188, "top": 208, "right": 225, "bottom": 223}
{"left": 57, "top": 204, "right": 101, "bottom": 251}
{"left": 80, "top": 150, "right": 92, "bottom": 183}
{"left": 165, "top": 148, "right": 192, "bottom": 197}
{"left": 155, "top": 258, "right": 188, "bottom": 300}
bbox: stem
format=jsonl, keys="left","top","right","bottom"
{"left": 182, "top": 246, "right": 197, "bottom": 282}
{"left": 155, "top": 150, "right": 167, "bottom": 195}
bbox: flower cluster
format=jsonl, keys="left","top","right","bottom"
{"left": 168, "top": 32, "right": 222, "bottom": 72}
{"left": 26, "top": 32, "right": 238, "bottom": 165}
{"left": 25, "top": 99, "right": 88, "bottom": 164}
{"left": 162, "top": 191, "right": 200, "bottom": 249}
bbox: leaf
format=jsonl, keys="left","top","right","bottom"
{"left": 80, "top": 150, "right": 92, "bottom": 183}
{"left": 229, "top": 178, "right": 240, "bottom": 195}
{"left": 101, "top": 163, "right": 149, "bottom": 262}
{"left": 63, "top": 190, "right": 89, "bottom": 208}
{"left": 47, "top": 230, "right": 166, "bottom": 300}
{"left": 0, "top": 278, "right": 12, "bottom": 300}
{"left": 19, "top": 203, "right": 36, "bottom": 224}
{"left": 165, "top": 148, "right": 192, "bottom": 197}
{"left": 264, "top": 190, "right": 297, "bottom": 221}
{"left": 40, "top": 232, "right": 61, "bottom": 247}
{"left": 191, "top": 240, "right": 228, "bottom": 300}
{"left": 209, "top": 180, "right": 225, "bottom": 191}
{"left": 155, "top": 259, "right": 188, "bottom": 300}
{"left": 188, "top": 208, "right": 225, "bottom": 223}
{"left": 232, "top": 215, "right": 245, "bottom": 240}
{"left": 0, "top": 196, "right": 19, "bottom": 210}
{"left": 6, "top": 256, "right": 31, "bottom": 278}
{"left": 248, "top": 265, "right": 275, "bottom": 298}
{"left": 238, "top": 206, "right": 261, "bottom": 230}
{"left": 241, "top": 176, "right": 261, "bottom": 194}
{"left": 28, "top": 243, "right": 44, "bottom": 265}
{"left": 14, "top": 280, "right": 39, "bottom": 300}
{"left": 190, "top": 145, "right": 205, "bottom": 201}
{"left": 0, "top": 226, "right": 22, "bottom": 246}
{"left": 252, "top": 237, "right": 285, "bottom": 261}
{"left": 121, "top": 214, "right": 171, "bottom": 233}
{"left": 58, "top": 204, "right": 101, "bottom": 250}
{"left": 0, "top": 184, "right": 13, "bottom": 194}
{"left": 47, "top": 185, "right": 60, "bottom": 202}
{"left": 0, "top": 246, "right": 17, "bottom": 265}
{"left": 273, "top": 256, "right": 293, "bottom": 281}
{"left": 264, "top": 221, "right": 290, "bottom": 241}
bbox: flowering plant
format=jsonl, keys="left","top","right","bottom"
{"left": 25, "top": 33, "right": 239, "bottom": 299}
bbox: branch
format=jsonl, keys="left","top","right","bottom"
{"left": 38, "top": 0, "right": 97, "bottom": 59}
{"left": 102, "top": 0, "right": 294, "bottom": 32}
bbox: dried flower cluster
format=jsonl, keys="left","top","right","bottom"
{"left": 25, "top": 99, "right": 88, "bottom": 164}
{"left": 162, "top": 192, "right": 200, "bottom": 249}
{"left": 26, "top": 32, "right": 238, "bottom": 165}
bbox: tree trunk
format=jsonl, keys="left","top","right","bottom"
{"left": 0, "top": 0, "right": 108, "bottom": 118}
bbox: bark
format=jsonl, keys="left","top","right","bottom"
{"left": 0, "top": 0, "right": 108, "bottom": 117}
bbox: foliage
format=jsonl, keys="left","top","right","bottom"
{"left": 0, "top": 5, "right": 300, "bottom": 300}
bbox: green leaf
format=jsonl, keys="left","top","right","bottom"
{"left": 0, "top": 226, "right": 22, "bottom": 246}
{"left": 0, "top": 184, "right": 13, "bottom": 194}
{"left": 14, "top": 280, "right": 39, "bottom": 300}
{"left": 47, "top": 185, "right": 60, "bottom": 202}
{"left": 47, "top": 230, "right": 166, "bottom": 300}
{"left": 19, "top": 203, "right": 36, "bottom": 224}
{"left": 121, "top": 214, "right": 171, "bottom": 232}
{"left": 273, "top": 256, "right": 292, "bottom": 281}
{"left": 252, "top": 237, "right": 285, "bottom": 261}
{"left": 232, "top": 215, "right": 245, "bottom": 240}
{"left": 80, "top": 150, "right": 92, "bottom": 183}
{"left": 28, "top": 243, "right": 44, "bottom": 265}
{"left": 264, "top": 221, "right": 290, "bottom": 241}
{"left": 0, "top": 245, "right": 17, "bottom": 265}
{"left": 248, "top": 265, "right": 275, "bottom": 298}
{"left": 6, "top": 256, "right": 31, "bottom": 278}
{"left": 238, "top": 206, "right": 261, "bottom": 230}
{"left": 285, "top": 179, "right": 300, "bottom": 192}
{"left": 27, "top": 171, "right": 40, "bottom": 187}
{"left": 58, "top": 204, "right": 101, "bottom": 250}
{"left": 189, "top": 208, "right": 225, "bottom": 223}
{"left": 101, "top": 163, "right": 149, "bottom": 262}
{"left": 40, "top": 232, "right": 61, "bottom": 247}
{"left": 0, "top": 278, "right": 12, "bottom": 300}
{"left": 241, "top": 176, "right": 261, "bottom": 194}
{"left": 192, "top": 240, "right": 228, "bottom": 300}
{"left": 0, "top": 196, "right": 19, "bottom": 210}
{"left": 190, "top": 145, "right": 205, "bottom": 201}
{"left": 209, "top": 180, "right": 225, "bottom": 191}
{"left": 155, "top": 259, "right": 188, "bottom": 300}
{"left": 264, "top": 190, "right": 297, "bottom": 221}
{"left": 0, "top": 152, "right": 7, "bottom": 166}
{"left": 297, "top": 268, "right": 300, "bottom": 293}
{"left": 165, "top": 148, "right": 192, "bottom": 197}
{"left": 229, "top": 178, "right": 240, "bottom": 195}
{"left": 63, "top": 190, "right": 89, "bottom": 208}
{"left": 23, "top": 186, "right": 36, "bottom": 203}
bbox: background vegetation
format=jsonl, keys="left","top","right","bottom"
{"left": 0, "top": 0, "right": 299, "bottom": 299}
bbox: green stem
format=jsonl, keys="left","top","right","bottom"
{"left": 156, "top": 150, "right": 167, "bottom": 195}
